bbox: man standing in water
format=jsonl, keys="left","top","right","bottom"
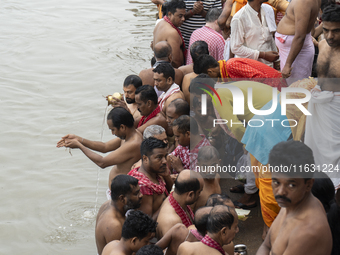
{"left": 57, "top": 107, "right": 143, "bottom": 191}
{"left": 96, "top": 175, "right": 143, "bottom": 255}
{"left": 275, "top": 0, "right": 321, "bottom": 84}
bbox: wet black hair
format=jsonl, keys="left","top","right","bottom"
{"left": 121, "top": 210, "right": 157, "bottom": 240}
{"left": 123, "top": 75, "right": 142, "bottom": 89}
{"left": 193, "top": 54, "right": 219, "bottom": 75}
{"left": 268, "top": 140, "right": 315, "bottom": 179}
{"left": 140, "top": 137, "right": 167, "bottom": 158}
{"left": 110, "top": 175, "right": 139, "bottom": 201}
{"left": 166, "top": 0, "right": 186, "bottom": 15}
{"left": 107, "top": 107, "right": 134, "bottom": 128}
{"left": 135, "top": 85, "right": 158, "bottom": 105}
{"left": 153, "top": 62, "right": 175, "bottom": 81}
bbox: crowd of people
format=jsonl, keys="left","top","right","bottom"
{"left": 56, "top": 0, "right": 340, "bottom": 254}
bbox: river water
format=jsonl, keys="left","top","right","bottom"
{"left": 0, "top": 0, "right": 156, "bottom": 253}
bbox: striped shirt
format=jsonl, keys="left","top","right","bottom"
{"left": 179, "top": 0, "right": 222, "bottom": 49}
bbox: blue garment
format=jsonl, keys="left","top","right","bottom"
{"left": 241, "top": 94, "right": 292, "bottom": 165}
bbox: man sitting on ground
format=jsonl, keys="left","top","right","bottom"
{"left": 156, "top": 170, "right": 204, "bottom": 238}
{"left": 135, "top": 85, "right": 167, "bottom": 134}
{"left": 156, "top": 206, "right": 213, "bottom": 255}
{"left": 102, "top": 210, "right": 157, "bottom": 255}
{"left": 139, "top": 41, "right": 184, "bottom": 93}
{"left": 153, "top": 63, "right": 185, "bottom": 114}
{"left": 128, "top": 137, "right": 173, "bottom": 220}
{"left": 95, "top": 175, "right": 143, "bottom": 255}
{"left": 57, "top": 107, "right": 143, "bottom": 191}
{"left": 177, "top": 205, "right": 239, "bottom": 255}
{"left": 256, "top": 141, "right": 332, "bottom": 255}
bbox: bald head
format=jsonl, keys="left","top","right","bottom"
{"left": 207, "top": 205, "right": 236, "bottom": 234}
{"left": 206, "top": 193, "right": 234, "bottom": 208}
{"left": 154, "top": 41, "right": 172, "bottom": 60}
{"left": 168, "top": 98, "right": 190, "bottom": 116}
{"left": 194, "top": 206, "right": 213, "bottom": 236}
{"left": 175, "top": 170, "right": 203, "bottom": 195}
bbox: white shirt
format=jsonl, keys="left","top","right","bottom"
{"left": 230, "top": 3, "right": 277, "bottom": 67}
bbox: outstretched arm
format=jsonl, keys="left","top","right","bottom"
{"left": 57, "top": 134, "right": 121, "bottom": 153}
{"left": 63, "top": 139, "right": 134, "bottom": 168}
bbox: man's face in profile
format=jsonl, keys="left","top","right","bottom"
{"left": 323, "top": 21, "right": 340, "bottom": 48}
{"left": 135, "top": 94, "right": 149, "bottom": 116}
{"left": 271, "top": 173, "right": 312, "bottom": 208}
{"left": 166, "top": 105, "right": 179, "bottom": 126}
{"left": 123, "top": 84, "right": 136, "bottom": 104}
{"left": 124, "top": 184, "right": 143, "bottom": 210}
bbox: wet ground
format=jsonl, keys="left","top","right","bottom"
{"left": 220, "top": 178, "right": 264, "bottom": 255}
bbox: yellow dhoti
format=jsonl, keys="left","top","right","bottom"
{"left": 250, "top": 153, "right": 280, "bottom": 227}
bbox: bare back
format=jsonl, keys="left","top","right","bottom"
{"left": 265, "top": 196, "right": 332, "bottom": 255}
{"left": 108, "top": 132, "right": 142, "bottom": 188}
{"left": 317, "top": 39, "right": 340, "bottom": 91}
{"left": 177, "top": 241, "right": 223, "bottom": 255}
{"left": 153, "top": 20, "right": 184, "bottom": 68}
{"left": 191, "top": 177, "right": 221, "bottom": 212}
{"left": 139, "top": 67, "right": 184, "bottom": 87}
{"left": 277, "top": 0, "right": 321, "bottom": 35}
{"left": 156, "top": 198, "right": 183, "bottom": 238}
{"left": 95, "top": 201, "right": 125, "bottom": 255}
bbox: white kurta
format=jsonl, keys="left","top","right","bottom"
{"left": 230, "top": 3, "right": 277, "bottom": 67}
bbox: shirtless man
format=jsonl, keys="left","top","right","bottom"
{"left": 180, "top": 40, "right": 209, "bottom": 103}
{"left": 177, "top": 205, "right": 239, "bottom": 255}
{"left": 275, "top": 0, "right": 321, "bottom": 84}
{"left": 256, "top": 141, "right": 332, "bottom": 255}
{"left": 139, "top": 41, "right": 184, "bottom": 89}
{"left": 135, "top": 85, "right": 168, "bottom": 134}
{"left": 156, "top": 206, "right": 213, "bottom": 255}
{"left": 57, "top": 107, "right": 142, "bottom": 190}
{"left": 128, "top": 137, "right": 173, "bottom": 220}
{"left": 305, "top": 4, "right": 340, "bottom": 205}
{"left": 191, "top": 146, "right": 221, "bottom": 212}
{"left": 95, "top": 175, "right": 143, "bottom": 255}
{"left": 109, "top": 75, "right": 142, "bottom": 127}
{"left": 153, "top": 63, "right": 185, "bottom": 114}
{"left": 153, "top": 0, "right": 186, "bottom": 68}
{"left": 156, "top": 170, "right": 204, "bottom": 238}
{"left": 101, "top": 210, "right": 157, "bottom": 255}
